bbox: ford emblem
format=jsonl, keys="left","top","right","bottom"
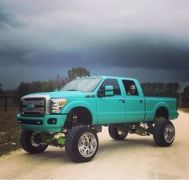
{"left": 27, "top": 103, "right": 35, "bottom": 110}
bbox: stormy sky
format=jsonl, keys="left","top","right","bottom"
{"left": 0, "top": 0, "right": 189, "bottom": 89}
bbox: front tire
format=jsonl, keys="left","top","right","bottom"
{"left": 108, "top": 125, "right": 129, "bottom": 140}
{"left": 20, "top": 130, "right": 48, "bottom": 154}
{"left": 65, "top": 126, "right": 99, "bottom": 162}
{"left": 153, "top": 120, "right": 175, "bottom": 147}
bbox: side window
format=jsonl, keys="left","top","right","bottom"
{"left": 99, "top": 79, "right": 121, "bottom": 95}
{"left": 122, "top": 80, "right": 139, "bottom": 96}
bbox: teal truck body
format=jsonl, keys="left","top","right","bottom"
{"left": 16, "top": 76, "right": 178, "bottom": 162}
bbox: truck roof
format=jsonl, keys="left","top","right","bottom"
{"left": 77, "top": 76, "right": 137, "bottom": 81}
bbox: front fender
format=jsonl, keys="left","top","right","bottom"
{"left": 60, "top": 100, "right": 97, "bottom": 124}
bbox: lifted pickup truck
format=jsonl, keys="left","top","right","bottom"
{"left": 17, "top": 76, "right": 178, "bottom": 162}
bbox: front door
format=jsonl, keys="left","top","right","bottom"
{"left": 96, "top": 79, "right": 126, "bottom": 124}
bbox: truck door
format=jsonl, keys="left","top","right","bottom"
{"left": 96, "top": 79, "right": 126, "bottom": 124}
{"left": 122, "top": 80, "right": 145, "bottom": 122}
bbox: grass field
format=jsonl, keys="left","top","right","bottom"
{"left": 0, "top": 107, "right": 21, "bottom": 156}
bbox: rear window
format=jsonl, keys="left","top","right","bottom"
{"left": 122, "top": 80, "right": 139, "bottom": 96}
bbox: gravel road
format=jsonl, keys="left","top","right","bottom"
{"left": 0, "top": 111, "right": 188, "bottom": 180}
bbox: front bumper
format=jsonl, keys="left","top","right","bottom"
{"left": 16, "top": 113, "right": 67, "bottom": 132}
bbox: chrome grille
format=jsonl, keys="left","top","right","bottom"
{"left": 20, "top": 98, "right": 46, "bottom": 116}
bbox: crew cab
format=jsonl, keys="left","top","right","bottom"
{"left": 17, "top": 76, "right": 178, "bottom": 162}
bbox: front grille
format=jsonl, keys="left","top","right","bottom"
{"left": 20, "top": 98, "right": 46, "bottom": 117}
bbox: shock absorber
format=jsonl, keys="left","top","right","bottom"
{"left": 135, "top": 123, "right": 147, "bottom": 136}
{"left": 72, "top": 112, "right": 78, "bottom": 127}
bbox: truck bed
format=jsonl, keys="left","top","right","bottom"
{"left": 144, "top": 96, "right": 178, "bottom": 121}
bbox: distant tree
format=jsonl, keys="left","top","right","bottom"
{"left": 15, "top": 82, "right": 31, "bottom": 102}
{"left": 67, "top": 67, "right": 90, "bottom": 81}
{"left": 165, "top": 82, "right": 179, "bottom": 97}
{"left": 48, "top": 80, "right": 57, "bottom": 91}
{"left": 0, "top": 83, "right": 2, "bottom": 93}
{"left": 55, "top": 74, "right": 66, "bottom": 89}
{"left": 141, "top": 82, "right": 179, "bottom": 98}
{"left": 15, "top": 80, "right": 54, "bottom": 102}
{"left": 15, "top": 67, "right": 91, "bottom": 102}
{"left": 182, "top": 86, "right": 189, "bottom": 107}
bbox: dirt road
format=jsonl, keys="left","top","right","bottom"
{"left": 0, "top": 111, "right": 189, "bottom": 180}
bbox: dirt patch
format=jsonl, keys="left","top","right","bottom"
{"left": 179, "top": 108, "right": 189, "bottom": 113}
{"left": 0, "top": 111, "right": 188, "bottom": 179}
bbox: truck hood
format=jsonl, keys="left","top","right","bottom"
{"left": 22, "top": 90, "right": 92, "bottom": 99}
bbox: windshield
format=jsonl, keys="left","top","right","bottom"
{"left": 61, "top": 78, "right": 102, "bottom": 92}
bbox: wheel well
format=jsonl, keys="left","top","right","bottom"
{"left": 155, "top": 107, "right": 169, "bottom": 119}
{"left": 65, "top": 107, "right": 93, "bottom": 129}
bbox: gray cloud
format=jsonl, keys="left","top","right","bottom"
{"left": 0, "top": 44, "right": 34, "bottom": 66}
{"left": 1, "top": 34, "right": 189, "bottom": 79}
{"left": 91, "top": 36, "right": 189, "bottom": 71}
{"left": 0, "top": 8, "right": 10, "bottom": 28}
{"left": 0, "top": 8, "right": 23, "bottom": 28}
{"left": 0, "top": 0, "right": 189, "bottom": 89}
{"left": 17, "top": 35, "right": 189, "bottom": 71}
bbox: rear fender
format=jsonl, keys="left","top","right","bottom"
{"left": 153, "top": 102, "right": 169, "bottom": 119}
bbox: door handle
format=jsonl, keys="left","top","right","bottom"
{"left": 119, "top": 99, "right": 125, "bottom": 103}
{"left": 140, "top": 100, "right": 143, "bottom": 103}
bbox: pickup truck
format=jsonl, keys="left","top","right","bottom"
{"left": 16, "top": 76, "right": 178, "bottom": 162}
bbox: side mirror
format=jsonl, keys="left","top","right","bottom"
{"left": 105, "top": 85, "right": 114, "bottom": 96}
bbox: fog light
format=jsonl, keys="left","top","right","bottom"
{"left": 47, "top": 118, "right": 57, "bottom": 124}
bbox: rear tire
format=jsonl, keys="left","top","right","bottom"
{"left": 65, "top": 126, "right": 99, "bottom": 162}
{"left": 153, "top": 120, "right": 175, "bottom": 147}
{"left": 108, "top": 125, "right": 129, "bottom": 140}
{"left": 20, "top": 130, "right": 48, "bottom": 154}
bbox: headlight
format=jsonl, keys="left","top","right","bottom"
{"left": 50, "top": 98, "right": 67, "bottom": 113}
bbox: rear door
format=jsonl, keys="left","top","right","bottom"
{"left": 96, "top": 79, "right": 126, "bottom": 124}
{"left": 121, "top": 79, "right": 145, "bottom": 122}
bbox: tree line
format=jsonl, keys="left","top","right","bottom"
{"left": 1, "top": 67, "right": 189, "bottom": 107}
{"left": 15, "top": 67, "right": 90, "bottom": 102}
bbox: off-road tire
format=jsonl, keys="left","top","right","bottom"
{"left": 20, "top": 130, "right": 48, "bottom": 154}
{"left": 108, "top": 125, "right": 129, "bottom": 140}
{"left": 153, "top": 120, "right": 175, "bottom": 147}
{"left": 65, "top": 126, "right": 99, "bottom": 162}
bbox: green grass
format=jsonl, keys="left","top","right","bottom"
{"left": 0, "top": 107, "right": 21, "bottom": 156}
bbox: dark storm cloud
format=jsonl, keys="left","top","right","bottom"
{"left": 0, "top": 45, "right": 33, "bottom": 66}
{"left": 0, "top": 8, "right": 22, "bottom": 28}
{"left": 1, "top": 0, "right": 189, "bottom": 89}
{"left": 19, "top": 35, "right": 189, "bottom": 72}
{"left": 0, "top": 34, "right": 189, "bottom": 75}
{"left": 91, "top": 36, "right": 189, "bottom": 71}
{"left": 0, "top": 8, "right": 10, "bottom": 28}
